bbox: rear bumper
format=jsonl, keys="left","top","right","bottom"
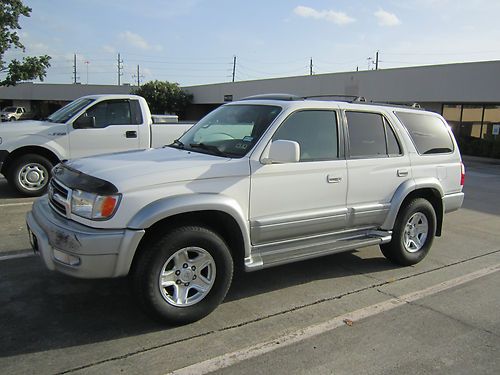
{"left": 443, "top": 192, "right": 464, "bottom": 213}
{"left": 26, "top": 197, "right": 145, "bottom": 279}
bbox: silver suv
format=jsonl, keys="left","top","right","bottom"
{"left": 26, "top": 94, "right": 465, "bottom": 324}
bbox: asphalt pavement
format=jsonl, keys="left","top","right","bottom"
{"left": 0, "top": 159, "right": 499, "bottom": 374}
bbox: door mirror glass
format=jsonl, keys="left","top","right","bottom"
{"left": 266, "top": 140, "right": 300, "bottom": 164}
{"left": 73, "top": 115, "right": 96, "bottom": 129}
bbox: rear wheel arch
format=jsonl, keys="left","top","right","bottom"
{"left": 398, "top": 188, "right": 443, "bottom": 236}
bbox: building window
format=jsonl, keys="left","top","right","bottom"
{"left": 442, "top": 104, "right": 461, "bottom": 135}
{"left": 461, "top": 105, "right": 484, "bottom": 139}
{"left": 483, "top": 106, "right": 500, "bottom": 140}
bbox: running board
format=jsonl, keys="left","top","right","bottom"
{"left": 245, "top": 229, "right": 392, "bottom": 271}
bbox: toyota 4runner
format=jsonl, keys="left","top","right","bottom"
{"left": 26, "top": 94, "right": 465, "bottom": 324}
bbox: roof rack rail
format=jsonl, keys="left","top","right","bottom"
{"left": 240, "top": 93, "right": 302, "bottom": 101}
{"left": 355, "top": 101, "right": 425, "bottom": 110}
{"left": 303, "top": 94, "right": 366, "bottom": 102}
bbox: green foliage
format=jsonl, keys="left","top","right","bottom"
{"left": 0, "top": 0, "right": 51, "bottom": 86}
{"left": 457, "top": 136, "right": 500, "bottom": 159}
{"left": 133, "top": 80, "right": 193, "bottom": 115}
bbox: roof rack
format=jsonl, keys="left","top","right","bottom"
{"left": 239, "top": 93, "right": 424, "bottom": 110}
{"left": 354, "top": 101, "right": 424, "bottom": 110}
{"left": 303, "top": 94, "right": 367, "bottom": 102}
{"left": 240, "top": 93, "right": 302, "bottom": 101}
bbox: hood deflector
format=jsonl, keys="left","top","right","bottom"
{"left": 52, "top": 163, "right": 118, "bottom": 195}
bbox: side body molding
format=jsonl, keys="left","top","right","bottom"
{"left": 381, "top": 177, "right": 444, "bottom": 231}
{"left": 127, "top": 193, "right": 252, "bottom": 258}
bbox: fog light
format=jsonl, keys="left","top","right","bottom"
{"left": 53, "top": 249, "right": 80, "bottom": 266}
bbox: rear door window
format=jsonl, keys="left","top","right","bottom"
{"left": 346, "top": 111, "right": 402, "bottom": 158}
{"left": 395, "top": 111, "right": 454, "bottom": 154}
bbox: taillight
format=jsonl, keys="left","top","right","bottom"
{"left": 460, "top": 162, "right": 465, "bottom": 186}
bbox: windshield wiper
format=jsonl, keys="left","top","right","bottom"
{"left": 167, "top": 139, "right": 185, "bottom": 149}
{"left": 189, "top": 143, "right": 227, "bottom": 156}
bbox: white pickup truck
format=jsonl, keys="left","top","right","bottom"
{"left": 0, "top": 94, "right": 193, "bottom": 196}
{"left": 0, "top": 106, "right": 31, "bottom": 121}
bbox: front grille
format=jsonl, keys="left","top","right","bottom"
{"left": 48, "top": 178, "right": 71, "bottom": 217}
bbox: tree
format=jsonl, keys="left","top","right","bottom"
{"left": 0, "top": 0, "right": 51, "bottom": 86}
{"left": 133, "top": 80, "right": 193, "bottom": 115}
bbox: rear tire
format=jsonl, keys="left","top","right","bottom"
{"left": 380, "top": 198, "right": 436, "bottom": 266}
{"left": 132, "top": 226, "right": 233, "bottom": 325}
{"left": 8, "top": 154, "right": 54, "bottom": 196}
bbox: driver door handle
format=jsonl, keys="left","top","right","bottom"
{"left": 327, "top": 175, "right": 342, "bottom": 183}
{"left": 125, "top": 130, "right": 137, "bottom": 138}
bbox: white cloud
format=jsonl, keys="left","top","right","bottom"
{"left": 119, "top": 31, "right": 151, "bottom": 50}
{"left": 294, "top": 5, "right": 355, "bottom": 25}
{"left": 374, "top": 9, "right": 401, "bottom": 27}
{"left": 119, "top": 31, "right": 163, "bottom": 51}
{"left": 102, "top": 45, "right": 116, "bottom": 54}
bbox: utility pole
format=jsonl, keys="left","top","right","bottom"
{"left": 117, "top": 53, "right": 124, "bottom": 85}
{"left": 133, "top": 65, "right": 144, "bottom": 87}
{"left": 375, "top": 50, "right": 379, "bottom": 70}
{"left": 232, "top": 56, "right": 236, "bottom": 83}
{"left": 310, "top": 57, "right": 313, "bottom": 75}
{"left": 84, "top": 60, "right": 90, "bottom": 84}
{"left": 73, "top": 53, "right": 77, "bottom": 84}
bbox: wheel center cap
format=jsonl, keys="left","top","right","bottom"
{"left": 180, "top": 269, "right": 194, "bottom": 283}
{"left": 27, "top": 171, "right": 40, "bottom": 183}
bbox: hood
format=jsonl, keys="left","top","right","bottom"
{"left": 0, "top": 120, "right": 58, "bottom": 133}
{"left": 64, "top": 147, "right": 250, "bottom": 192}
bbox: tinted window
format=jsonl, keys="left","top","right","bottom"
{"left": 385, "top": 119, "right": 402, "bottom": 155}
{"left": 396, "top": 112, "right": 454, "bottom": 154}
{"left": 85, "top": 100, "right": 132, "bottom": 128}
{"left": 272, "top": 110, "right": 338, "bottom": 162}
{"left": 347, "top": 112, "right": 387, "bottom": 157}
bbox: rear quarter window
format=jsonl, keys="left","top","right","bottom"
{"left": 395, "top": 111, "right": 454, "bottom": 154}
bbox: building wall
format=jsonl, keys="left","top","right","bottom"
{"left": 0, "top": 83, "right": 134, "bottom": 101}
{"left": 184, "top": 61, "right": 500, "bottom": 105}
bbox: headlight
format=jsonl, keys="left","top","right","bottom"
{"left": 71, "top": 189, "right": 121, "bottom": 220}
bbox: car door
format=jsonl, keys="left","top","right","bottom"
{"left": 249, "top": 109, "right": 347, "bottom": 245}
{"left": 68, "top": 99, "right": 143, "bottom": 159}
{"left": 344, "top": 110, "right": 411, "bottom": 228}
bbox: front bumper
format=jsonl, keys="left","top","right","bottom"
{"left": 26, "top": 197, "right": 145, "bottom": 278}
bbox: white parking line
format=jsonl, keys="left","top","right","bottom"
{"left": 0, "top": 251, "right": 36, "bottom": 261}
{"left": 168, "top": 263, "right": 500, "bottom": 375}
{"left": 0, "top": 202, "right": 34, "bottom": 207}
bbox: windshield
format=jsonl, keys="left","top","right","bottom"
{"left": 47, "top": 98, "right": 95, "bottom": 123}
{"left": 2, "top": 107, "right": 16, "bottom": 112}
{"left": 175, "top": 104, "right": 282, "bottom": 158}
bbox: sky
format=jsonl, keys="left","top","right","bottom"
{"left": 3, "top": 0, "right": 500, "bottom": 87}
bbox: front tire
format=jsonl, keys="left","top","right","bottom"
{"left": 380, "top": 198, "right": 436, "bottom": 266}
{"left": 132, "top": 226, "right": 233, "bottom": 325}
{"left": 8, "top": 154, "right": 54, "bottom": 196}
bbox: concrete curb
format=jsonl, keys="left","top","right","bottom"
{"left": 462, "top": 154, "right": 500, "bottom": 165}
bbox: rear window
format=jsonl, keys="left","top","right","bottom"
{"left": 395, "top": 112, "right": 454, "bottom": 154}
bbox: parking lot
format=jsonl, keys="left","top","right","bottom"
{"left": 1, "top": 158, "right": 499, "bottom": 375}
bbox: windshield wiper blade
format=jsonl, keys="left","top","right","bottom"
{"left": 189, "top": 142, "right": 226, "bottom": 156}
{"left": 167, "top": 139, "right": 185, "bottom": 149}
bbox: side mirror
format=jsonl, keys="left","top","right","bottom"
{"left": 73, "top": 115, "right": 95, "bottom": 129}
{"left": 264, "top": 140, "right": 300, "bottom": 164}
